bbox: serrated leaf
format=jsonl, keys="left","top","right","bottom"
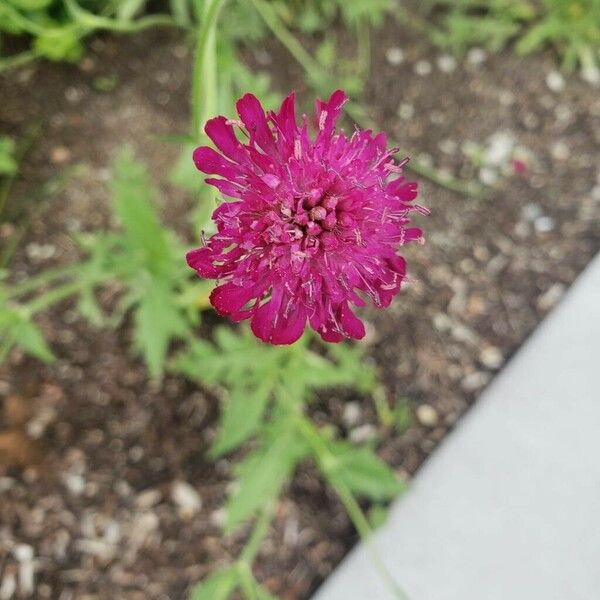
{"left": 5, "top": 313, "right": 55, "bottom": 364}
{"left": 225, "top": 417, "right": 309, "bottom": 531}
{"left": 110, "top": 149, "right": 173, "bottom": 273}
{"left": 134, "top": 276, "right": 186, "bottom": 379}
{"left": 327, "top": 442, "right": 403, "bottom": 502}
{"left": 210, "top": 376, "right": 273, "bottom": 457}
{"left": 189, "top": 567, "right": 238, "bottom": 600}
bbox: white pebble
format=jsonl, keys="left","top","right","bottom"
{"left": 385, "top": 47, "right": 404, "bottom": 66}
{"left": 467, "top": 47, "right": 487, "bottom": 65}
{"left": 581, "top": 65, "right": 600, "bottom": 86}
{"left": 349, "top": 424, "right": 377, "bottom": 444}
{"left": 537, "top": 283, "right": 565, "bottom": 312}
{"left": 414, "top": 60, "right": 432, "bottom": 76}
{"left": 397, "top": 103, "right": 414, "bottom": 120}
{"left": 479, "top": 346, "right": 504, "bottom": 370}
{"left": 462, "top": 371, "right": 491, "bottom": 392}
{"left": 591, "top": 185, "right": 600, "bottom": 201}
{"left": 416, "top": 404, "right": 438, "bottom": 427}
{"left": 135, "top": 489, "right": 163, "bottom": 509}
{"left": 342, "top": 401, "right": 362, "bottom": 428}
{"left": 551, "top": 141, "right": 570, "bottom": 161}
{"left": 438, "top": 139, "right": 458, "bottom": 155}
{"left": 484, "top": 131, "right": 515, "bottom": 167}
{"left": 63, "top": 473, "right": 85, "bottom": 496}
{"left": 522, "top": 203, "right": 542, "bottom": 222}
{"left": 437, "top": 54, "right": 457, "bottom": 73}
{"left": 545, "top": 71, "right": 565, "bottom": 93}
{"left": 479, "top": 167, "right": 498, "bottom": 186}
{"left": 171, "top": 481, "right": 202, "bottom": 514}
{"left": 534, "top": 216, "right": 555, "bottom": 233}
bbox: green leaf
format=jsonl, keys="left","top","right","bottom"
{"left": 327, "top": 441, "right": 403, "bottom": 502}
{"left": 133, "top": 276, "right": 186, "bottom": 379}
{"left": 6, "top": 0, "right": 53, "bottom": 10}
{"left": 189, "top": 567, "right": 238, "bottom": 600}
{"left": 225, "top": 417, "right": 309, "bottom": 531}
{"left": 210, "top": 376, "right": 273, "bottom": 457}
{"left": 111, "top": 149, "right": 173, "bottom": 273}
{"left": 14, "top": 317, "right": 55, "bottom": 363}
{"left": 0, "top": 137, "right": 17, "bottom": 176}
{"left": 116, "top": 0, "right": 148, "bottom": 21}
{"left": 170, "top": 143, "right": 206, "bottom": 193}
{"left": 33, "top": 26, "right": 83, "bottom": 63}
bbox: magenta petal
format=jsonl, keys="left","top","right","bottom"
{"left": 339, "top": 302, "right": 366, "bottom": 340}
{"left": 204, "top": 177, "right": 242, "bottom": 198}
{"left": 210, "top": 282, "right": 255, "bottom": 316}
{"left": 271, "top": 307, "right": 307, "bottom": 345}
{"left": 316, "top": 89, "right": 348, "bottom": 137}
{"left": 186, "top": 247, "right": 220, "bottom": 278}
{"left": 236, "top": 93, "right": 275, "bottom": 153}
{"left": 193, "top": 146, "right": 241, "bottom": 179}
{"left": 204, "top": 116, "right": 247, "bottom": 164}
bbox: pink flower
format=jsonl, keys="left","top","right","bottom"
{"left": 187, "top": 90, "right": 427, "bottom": 345}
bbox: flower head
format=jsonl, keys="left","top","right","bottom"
{"left": 187, "top": 90, "right": 427, "bottom": 345}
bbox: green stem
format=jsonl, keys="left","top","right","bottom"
{"left": 0, "top": 50, "right": 41, "bottom": 73}
{"left": 191, "top": 0, "right": 227, "bottom": 141}
{"left": 24, "top": 281, "right": 84, "bottom": 315}
{"left": 249, "top": 0, "right": 322, "bottom": 74}
{"left": 0, "top": 122, "right": 41, "bottom": 219}
{"left": 239, "top": 502, "right": 273, "bottom": 564}
{"left": 292, "top": 412, "right": 410, "bottom": 600}
{"left": 64, "top": 0, "right": 178, "bottom": 33}
{"left": 373, "top": 386, "right": 395, "bottom": 429}
{"left": 250, "top": 0, "right": 487, "bottom": 199}
{"left": 356, "top": 19, "right": 371, "bottom": 80}
{"left": 4, "top": 264, "right": 83, "bottom": 299}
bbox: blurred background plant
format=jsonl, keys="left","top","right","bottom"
{"left": 411, "top": 0, "right": 600, "bottom": 81}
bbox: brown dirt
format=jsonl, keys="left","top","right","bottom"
{"left": 0, "top": 20, "right": 599, "bottom": 600}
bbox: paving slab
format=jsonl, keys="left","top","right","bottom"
{"left": 313, "top": 253, "right": 600, "bottom": 600}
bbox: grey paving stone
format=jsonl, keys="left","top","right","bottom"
{"left": 313, "top": 253, "right": 600, "bottom": 600}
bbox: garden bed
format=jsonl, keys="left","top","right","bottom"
{"left": 1, "top": 19, "right": 599, "bottom": 600}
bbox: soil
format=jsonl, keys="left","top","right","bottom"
{"left": 0, "top": 17, "right": 599, "bottom": 600}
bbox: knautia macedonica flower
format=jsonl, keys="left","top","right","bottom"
{"left": 187, "top": 90, "right": 427, "bottom": 345}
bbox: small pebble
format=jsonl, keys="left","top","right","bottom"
{"left": 522, "top": 203, "right": 542, "bottom": 222}
{"left": 467, "top": 48, "right": 487, "bottom": 65}
{"left": 498, "top": 90, "right": 516, "bottom": 106}
{"left": 437, "top": 54, "right": 457, "bottom": 73}
{"left": 385, "top": 47, "right": 405, "bottom": 66}
{"left": 414, "top": 60, "right": 432, "bottom": 76}
{"left": 397, "top": 103, "right": 414, "bottom": 120}
{"left": 342, "top": 402, "right": 362, "bottom": 428}
{"left": 581, "top": 65, "right": 600, "bottom": 86}
{"left": 461, "top": 371, "right": 491, "bottom": 392}
{"left": 534, "top": 216, "right": 555, "bottom": 233}
{"left": 479, "top": 167, "right": 498, "bottom": 186}
{"left": 171, "top": 481, "right": 202, "bottom": 515}
{"left": 537, "top": 283, "right": 565, "bottom": 312}
{"left": 63, "top": 473, "right": 85, "bottom": 496}
{"left": 349, "top": 424, "right": 377, "bottom": 444}
{"left": 135, "top": 489, "right": 162, "bottom": 509}
{"left": 551, "top": 141, "right": 570, "bottom": 161}
{"left": 416, "top": 404, "right": 439, "bottom": 428}
{"left": 50, "top": 146, "right": 71, "bottom": 165}
{"left": 591, "top": 185, "right": 600, "bottom": 201}
{"left": 545, "top": 71, "right": 565, "bottom": 93}
{"left": 438, "top": 139, "right": 458, "bottom": 155}
{"left": 479, "top": 346, "right": 504, "bottom": 370}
